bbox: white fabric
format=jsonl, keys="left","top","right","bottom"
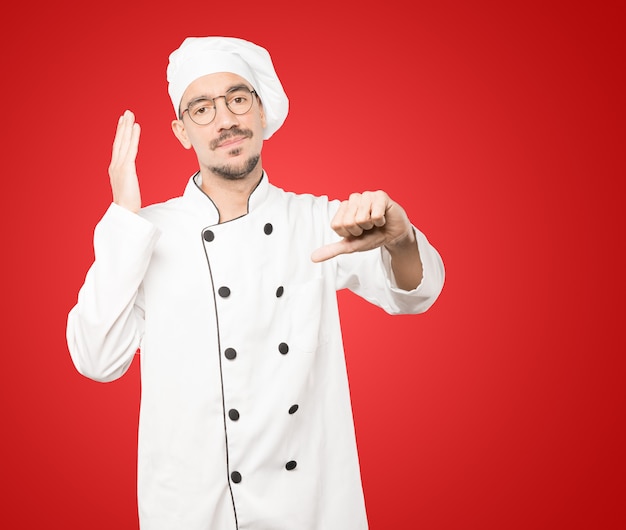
{"left": 66, "top": 173, "right": 445, "bottom": 530}
{"left": 167, "top": 37, "right": 289, "bottom": 139}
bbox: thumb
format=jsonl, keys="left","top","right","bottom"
{"left": 311, "top": 240, "right": 349, "bottom": 263}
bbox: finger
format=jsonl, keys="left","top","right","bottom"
{"left": 112, "top": 114, "right": 141, "bottom": 175}
{"left": 115, "top": 110, "right": 135, "bottom": 162}
{"left": 345, "top": 193, "right": 370, "bottom": 234}
{"left": 110, "top": 114, "right": 126, "bottom": 163}
{"left": 311, "top": 240, "right": 349, "bottom": 263}
{"left": 369, "top": 191, "right": 389, "bottom": 227}
{"left": 332, "top": 194, "right": 369, "bottom": 237}
{"left": 126, "top": 122, "right": 141, "bottom": 163}
{"left": 117, "top": 110, "right": 137, "bottom": 162}
{"left": 329, "top": 200, "right": 355, "bottom": 238}
{"left": 353, "top": 191, "right": 375, "bottom": 231}
{"left": 311, "top": 230, "right": 388, "bottom": 262}
{"left": 111, "top": 111, "right": 133, "bottom": 167}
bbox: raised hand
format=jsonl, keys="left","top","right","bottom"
{"left": 109, "top": 110, "right": 142, "bottom": 213}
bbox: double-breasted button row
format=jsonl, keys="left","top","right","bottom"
{"left": 206, "top": 220, "right": 298, "bottom": 487}
{"left": 220, "top": 285, "right": 284, "bottom": 300}
{"left": 228, "top": 404, "right": 300, "bottom": 485}
{"left": 228, "top": 405, "right": 298, "bottom": 421}
{"left": 224, "top": 342, "right": 290, "bottom": 359}
{"left": 230, "top": 459, "right": 298, "bottom": 485}
{"left": 219, "top": 285, "right": 282, "bottom": 301}
{"left": 203, "top": 222, "right": 273, "bottom": 243}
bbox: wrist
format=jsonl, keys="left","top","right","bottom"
{"left": 385, "top": 227, "right": 416, "bottom": 253}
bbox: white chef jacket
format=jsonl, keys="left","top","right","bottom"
{"left": 66, "top": 171, "right": 445, "bottom": 530}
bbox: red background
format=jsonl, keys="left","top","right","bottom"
{"left": 1, "top": 1, "right": 624, "bottom": 528}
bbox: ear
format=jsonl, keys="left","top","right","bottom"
{"left": 171, "top": 119, "right": 193, "bottom": 149}
{"left": 258, "top": 99, "right": 267, "bottom": 129}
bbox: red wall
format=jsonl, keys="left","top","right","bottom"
{"left": 2, "top": 1, "right": 624, "bottom": 528}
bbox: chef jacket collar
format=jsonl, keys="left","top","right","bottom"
{"left": 185, "top": 170, "right": 270, "bottom": 224}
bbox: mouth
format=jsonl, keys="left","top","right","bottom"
{"left": 217, "top": 136, "right": 246, "bottom": 149}
{"left": 212, "top": 130, "right": 253, "bottom": 150}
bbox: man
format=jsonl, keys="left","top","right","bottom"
{"left": 67, "top": 36, "right": 445, "bottom": 530}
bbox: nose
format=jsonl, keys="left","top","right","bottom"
{"left": 213, "top": 96, "right": 239, "bottom": 131}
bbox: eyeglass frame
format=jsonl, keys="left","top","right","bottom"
{"left": 179, "top": 85, "right": 259, "bottom": 125}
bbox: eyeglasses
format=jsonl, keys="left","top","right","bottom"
{"left": 181, "top": 86, "right": 257, "bottom": 125}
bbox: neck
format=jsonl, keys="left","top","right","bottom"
{"left": 199, "top": 164, "right": 263, "bottom": 222}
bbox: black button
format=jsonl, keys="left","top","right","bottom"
{"left": 231, "top": 471, "right": 242, "bottom": 483}
{"left": 218, "top": 286, "right": 231, "bottom": 298}
{"left": 224, "top": 348, "right": 237, "bottom": 360}
{"left": 285, "top": 461, "right": 297, "bottom": 471}
{"left": 288, "top": 404, "right": 299, "bottom": 414}
{"left": 203, "top": 230, "right": 215, "bottom": 242}
{"left": 264, "top": 223, "right": 273, "bottom": 235}
{"left": 276, "top": 286, "right": 284, "bottom": 297}
{"left": 228, "top": 409, "right": 240, "bottom": 421}
{"left": 278, "top": 342, "right": 289, "bottom": 355}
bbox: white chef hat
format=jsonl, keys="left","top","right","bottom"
{"left": 167, "top": 36, "right": 289, "bottom": 139}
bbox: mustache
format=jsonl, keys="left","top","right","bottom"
{"left": 210, "top": 128, "right": 253, "bottom": 150}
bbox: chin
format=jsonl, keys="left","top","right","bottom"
{"left": 209, "top": 153, "right": 261, "bottom": 180}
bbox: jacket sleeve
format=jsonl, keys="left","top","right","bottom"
{"left": 66, "top": 203, "right": 161, "bottom": 382}
{"left": 335, "top": 224, "right": 445, "bottom": 315}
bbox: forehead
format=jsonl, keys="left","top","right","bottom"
{"left": 181, "top": 72, "right": 252, "bottom": 104}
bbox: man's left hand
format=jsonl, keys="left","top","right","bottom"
{"left": 311, "top": 190, "right": 414, "bottom": 263}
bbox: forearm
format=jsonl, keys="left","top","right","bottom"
{"left": 67, "top": 289, "right": 143, "bottom": 383}
{"left": 385, "top": 228, "right": 423, "bottom": 291}
{"left": 67, "top": 203, "right": 159, "bottom": 382}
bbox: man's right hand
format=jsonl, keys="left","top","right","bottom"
{"left": 109, "top": 110, "right": 142, "bottom": 213}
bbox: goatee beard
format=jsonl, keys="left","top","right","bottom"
{"left": 209, "top": 153, "right": 261, "bottom": 180}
